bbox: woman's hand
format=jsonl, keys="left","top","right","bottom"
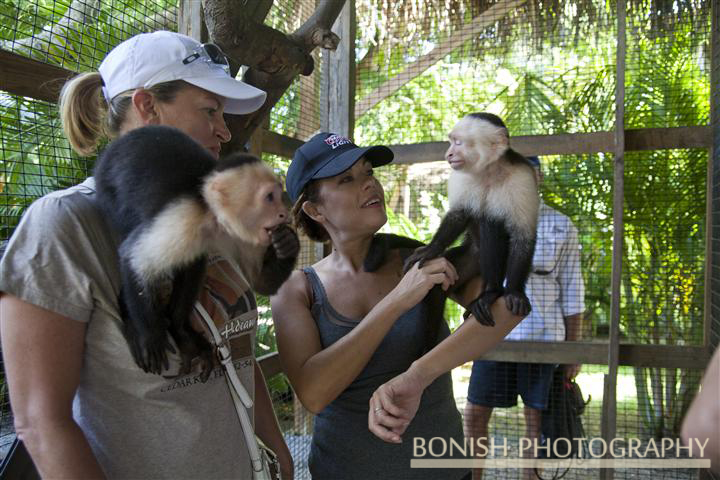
{"left": 368, "top": 366, "right": 431, "bottom": 443}
{"left": 390, "top": 257, "right": 458, "bottom": 312}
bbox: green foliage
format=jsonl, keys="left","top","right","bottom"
{"left": 355, "top": 3, "right": 709, "bottom": 438}
{"left": 0, "top": 0, "right": 711, "bottom": 439}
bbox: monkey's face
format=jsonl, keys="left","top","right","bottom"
{"left": 205, "top": 163, "right": 288, "bottom": 246}
{"left": 446, "top": 117, "right": 509, "bottom": 174}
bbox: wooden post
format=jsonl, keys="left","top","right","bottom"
{"left": 706, "top": 0, "right": 720, "bottom": 352}
{"left": 321, "top": 0, "right": 355, "bottom": 137}
{"left": 600, "top": 3, "right": 625, "bottom": 479}
{"left": 291, "top": 0, "right": 358, "bottom": 434}
{"left": 700, "top": 1, "right": 720, "bottom": 478}
{"left": 178, "top": 0, "right": 205, "bottom": 42}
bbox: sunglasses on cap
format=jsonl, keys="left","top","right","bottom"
{"left": 182, "top": 43, "right": 231, "bottom": 75}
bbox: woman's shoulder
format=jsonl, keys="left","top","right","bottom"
{"left": 272, "top": 268, "right": 313, "bottom": 307}
{"left": 23, "top": 180, "right": 103, "bottom": 232}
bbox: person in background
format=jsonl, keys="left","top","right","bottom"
{"left": 462, "top": 155, "right": 585, "bottom": 479}
{"left": 0, "top": 31, "right": 293, "bottom": 478}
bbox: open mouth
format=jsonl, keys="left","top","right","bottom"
{"left": 361, "top": 197, "right": 382, "bottom": 208}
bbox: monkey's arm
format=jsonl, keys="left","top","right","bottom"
{"left": 254, "top": 225, "right": 300, "bottom": 296}
{"left": 404, "top": 209, "right": 470, "bottom": 272}
{"left": 364, "top": 233, "right": 426, "bottom": 272}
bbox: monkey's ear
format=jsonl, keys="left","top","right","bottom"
{"left": 494, "top": 130, "right": 510, "bottom": 149}
{"left": 204, "top": 174, "right": 232, "bottom": 209}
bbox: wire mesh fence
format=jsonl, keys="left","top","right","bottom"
{"left": 0, "top": 1, "right": 714, "bottom": 479}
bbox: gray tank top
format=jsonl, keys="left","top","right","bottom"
{"left": 303, "top": 266, "right": 470, "bottom": 479}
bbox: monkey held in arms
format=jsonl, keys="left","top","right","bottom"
{"left": 405, "top": 113, "right": 539, "bottom": 327}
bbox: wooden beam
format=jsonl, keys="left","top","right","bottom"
{"left": 257, "top": 343, "right": 711, "bottom": 380}
{"left": 0, "top": 49, "right": 75, "bottom": 103}
{"left": 480, "top": 342, "right": 711, "bottom": 370}
{"left": 263, "top": 129, "right": 304, "bottom": 158}
{"left": 388, "top": 126, "right": 711, "bottom": 164}
{"left": 258, "top": 351, "right": 283, "bottom": 378}
{"left": 259, "top": 125, "right": 711, "bottom": 161}
{"left": 354, "top": 0, "right": 525, "bottom": 118}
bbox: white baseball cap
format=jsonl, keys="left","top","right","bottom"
{"left": 98, "top": 31, "right": 267, "bottom": 114}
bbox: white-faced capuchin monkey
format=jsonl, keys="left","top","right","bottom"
{"left": 405, "top": 112, "right": 539, "bottom": 337}
{"left": 94, "top": 125, "right": 299, "bottom": 378}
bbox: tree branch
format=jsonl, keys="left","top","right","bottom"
{"left": 205, "top": 0, "right": 345, "bottom": 152}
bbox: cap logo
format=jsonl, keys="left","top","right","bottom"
{"left": 324, "top": 134, "right": 352, "bottom": 149}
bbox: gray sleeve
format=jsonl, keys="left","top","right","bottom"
{"left": 0, "top": 195, "right": 101, "bottom": 322}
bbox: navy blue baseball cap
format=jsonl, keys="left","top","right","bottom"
{"left": 527, "top": 155, "right": 541, "bottom": 167}
{"left": 286, "top": 133, "right": 393, "bottom": 203}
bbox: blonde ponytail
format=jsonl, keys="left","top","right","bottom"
{"left": 59, "top": 72, "right": 108, "bottom": 156}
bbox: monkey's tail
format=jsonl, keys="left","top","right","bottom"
{"left": 422, "top": 286, "right": 447, "bottom": 353}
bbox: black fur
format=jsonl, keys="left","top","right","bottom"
{"left": 94, "top": 125, "right": 290, "bottom": 379}
{"left": 467, "top": 112, "right": 507, "bottom": 129}
{"left": 363, "top": 233, "right": 425, "bottom": 272}
{"left": 405, "top": 114, "right": 537, "bottom": 329}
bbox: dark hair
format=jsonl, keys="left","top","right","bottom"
{"left": 291, "top": 179, "right": 330, "bottom": 243}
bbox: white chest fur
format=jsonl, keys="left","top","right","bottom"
{"left": 447, "top": 168, "right": 539, "bottom": 237}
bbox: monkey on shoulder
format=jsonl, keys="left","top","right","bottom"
{"left": 405, "top": 113, "right": 539, "bottom": 326}
{"left": 94, "top": 125, "right": 299, "bottom": 378}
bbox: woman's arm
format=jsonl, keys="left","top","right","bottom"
{"left": 252, "top": 362, "right": 293, "bottom": 480}
{"left": 270, "top": 258, "right": 457, "bottom": 414}
{"left": 369, "top": 299, "right": 524, "bottom": 443}
{"left": 0, "top": 294, "right": 105, "bottom": 478}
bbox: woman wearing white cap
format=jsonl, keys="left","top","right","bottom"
{"left": 0, "top": 31, "right": 292, "bottom": 478}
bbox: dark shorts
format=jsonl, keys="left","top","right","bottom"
{"left": 467, "top": 361, "right": 556, "bottom": 410}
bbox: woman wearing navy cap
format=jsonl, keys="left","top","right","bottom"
{"left": 271, "top": 133, "right": 524, "bottom": 479}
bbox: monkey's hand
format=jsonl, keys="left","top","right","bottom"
{"left": 503, "top": 290, "right": 532, "bottom": 317}
{"left": 123, "top": 319, "right": 176, "bottom": 374}
{"left": 171, "top": 325, "right": 215, "bottom": 382}
{"left": 271, "top": 224, "right": 300, "bottom": 260}
{"left": 255, "top": 225, "right": 300, "bottom": 296}
{"left": 402, "top": 245, "right": 443, "bottom": 273}
{"left": 466, "top": 289, "right": 504, "bottom": 326}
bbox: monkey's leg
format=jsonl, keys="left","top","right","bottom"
{"left": 167, "top": 258, "right": 214, "bottom": 381}
{"left": 503, "top": 233, "right": 536, "bottom": 316}
{"left": 466, "top": 219, "right": 510, "bottom": 326}
{"left": 118, "top": 254, "right": 175, "bottom": 374}
{"left": 404, "top": 209, "right": 470, "bottom": 273}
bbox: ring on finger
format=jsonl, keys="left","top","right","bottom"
{"left": 374, "top": 407, "right": 383, "bottom": 413}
